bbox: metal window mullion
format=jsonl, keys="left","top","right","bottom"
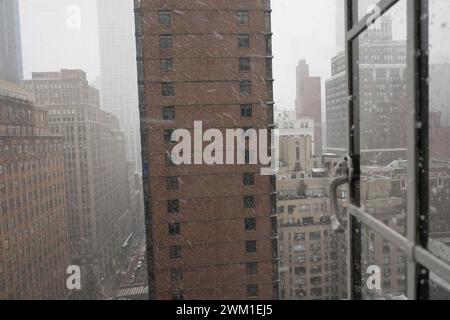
{"left": 349, "top": 205, "right": 409, "bottom": 251}
{"left": 349, "top": 204, "right": 450, "bottom": 285}
{"left": 406, "top": 0, "right": 420, "bottom": 301}
{"left": 417, "top": 0, "right": 430, "bottom": 300}
{"left": 346, "top": 0, "right": 399, "bottom": 42}
{"left": 345, "top": 0, "right": 362, "bottom": 300}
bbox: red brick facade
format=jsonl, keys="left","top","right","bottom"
{"left": 136, "top": 0, "right": 278, "bottom": 299}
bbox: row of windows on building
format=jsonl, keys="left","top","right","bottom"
{"left": 279, "top": 231, "right": 324, "bottom": 242}
{"left": 0, "top": 157, "right": 62, "bottom": 176}
{"left": 278, "top": 203, "right": 326, "bottom": 214}
{"left": 159, "top": 80, "right": 253, "bottom": 97}
{"left": 0, "top": 188, "right": 64, "bottom": 215}
{"left": 160, "top": 104, "right": 253, "bottom": 124}
{"left": 158, "top": 10, "right": 251, "bottom": 26}
{"left": 159, "top": 33, "right": 252, "bottom": 50}
{"left": 160, "top": 57, "right": 252, "bottom": 73}
{"left": 0, "top": 141, "right": 63, "bottom": 154}
{"left": 278, "top": 216, "right": 331, "bottom": 227}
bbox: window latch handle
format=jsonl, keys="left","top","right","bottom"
{"left": 330, "top": 155, "right": 353, "bottom": 233}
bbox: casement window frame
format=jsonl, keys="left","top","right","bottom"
{"left": 343, "top": 0, "right": 450, "bottom": 300}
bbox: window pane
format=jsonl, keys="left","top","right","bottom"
{"left": 161, "top": 58, "right": 173, "bottom": 72}
{"left": 428, "top": 0, "right": 450, "bottom": 297}
{"left": 162, "top": 82, "right": 175, "bottom": 96}
{"left": 246, "top": 240, "right": 257, "bottom": 254}
{"left": 238, "top": 34, "right": 250, "bottom": 48}
{"left": 159, "top": 10, "right": 172, "bottom": 25}
{"left": 239, "top": 57, "right": 251, "bottom": 72}
{"left": 360, "top": 226, "right": 407, "bottom": 299}
{"left": 240, "top": 81, "right": 252, "bottom": 95}
{"left": 241, "top": 104, "right": 252, "bottom": 117}
{"left": 243, "top": 173, "right": 255, "bottom": 186}
{"left": 167, "top": 200, "right": 180, "bottom": 214}
{"left": 166, "top": 176, "right": 179, "bottom": 191}
{"left": 162, "top": 106, "right": 175, "bottom": 120}
{"left": 246, "top": 262, "right": 258, "bottom": 275}
{"left": 235, "top": 11, "right": 249, "bottom": 25}
{"left": 160, "top": 35, "right": 173, "bottom": 49}
{"left": 245, "top": 218, "right": 256, "bottom": 231}
{"left": 169, "top": 246, "right": 182, "bottom": 259}
{"left": 355, "top": 0, "right": 408, "bottom": 236}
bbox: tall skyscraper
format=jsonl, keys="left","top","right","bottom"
{"left": 295, "top": 60, "right": 322, "bottom": 155}
{"left": 23, "top": 70, "right": 133, "bottom": 299}
{"left": 135, "top": 0, "right": 278, "bottom": 299}
{"left": 0, "top": 0, "right": 23, "bottom": 83}
{"left": 325, "top": 52, "right": 347, "bottom": 154}
{"left": 97, "top": 0, "right": 141, "bottom": 172}
{"left": 0, "top": 80, "right": 69, "bottom": 299}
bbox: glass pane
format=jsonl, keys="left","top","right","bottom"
{"left": 355, "top": 0, "right": 408, "bottom": 236}
{"left": 428, "top": 0, "right": 450, "bottom": 297}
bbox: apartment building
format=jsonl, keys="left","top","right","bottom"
{"left": 0, "top": 81, "right": 69, "bottom": 299}
{"left": 134, "top": 0, "right": 278, "bottom": 299}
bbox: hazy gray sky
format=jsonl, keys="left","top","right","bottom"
{"left": 19, "top": 0, "right": 339, "bottom": 111}
{"left": 272, "top": 0, "right": 337, "bottom": 110}
{"left": 20, "top": 0, "right": 100, "bottom": 82}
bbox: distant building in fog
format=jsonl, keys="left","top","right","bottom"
{"left": 275, "top": 110, "right": 315, "bottom": 179}
{"left": 0, "top": 80, "right": 69, "bottom": 299}
{"left": 0, "top": 0, "right": 23, "bottom": 83}
{"left": 430, "top": 64, "right": 450, "bottom": 127}
{"left": 295, "top": 60, "right": 322, "bottom": 155}
{"left": 23, "top": 70, "right": 133, "bottom": 299}
{"left": 97, "top": 0, "right": 141, "bottom": 173}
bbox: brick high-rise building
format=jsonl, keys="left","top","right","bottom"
{"left": 23, "top": 70, "right": 133, "bottom": 299}
{"left": 134, "top": 0, "right": 278, "bottom": 299}
{"left": 295, "top": 60, "right": 322, "bottom": 155}
{"left": 0, "top": 80, "right": 69, "bottom": 299}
